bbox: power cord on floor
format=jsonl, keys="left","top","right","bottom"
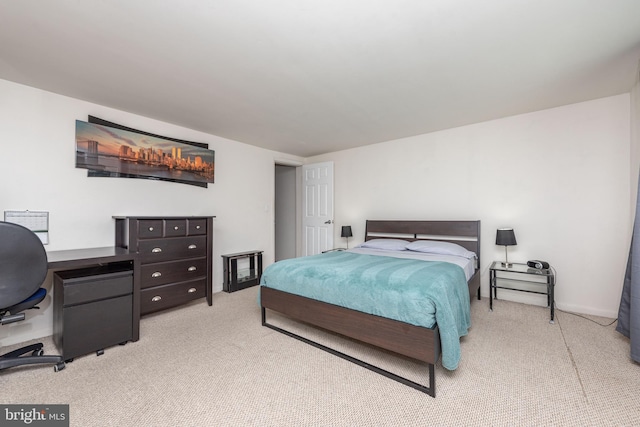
{"left": 551, "top": 267, "right": 617, "bottom": 327}
{"left": 556, "top": 306, "right": 617, "bottom": 327}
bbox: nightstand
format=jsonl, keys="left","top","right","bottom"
{"left": 489, "top": 261, "right": 556, "bottom": 323}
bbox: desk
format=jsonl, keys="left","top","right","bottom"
{"left": 48, "top": 246, "right": 135, "bottom": 270}
{"left": 47, "top": 247, "right": 140, "bottom": 342}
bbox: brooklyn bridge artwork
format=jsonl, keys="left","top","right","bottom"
{"left": 75, "top": 120, "right": 214, "bottom": 187}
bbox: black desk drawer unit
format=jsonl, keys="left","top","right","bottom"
{"left": 114, "top": 216, "right": 214, "bottom": 315}
{"left": 53, "top": 263, "right": 134, "bottom": 361}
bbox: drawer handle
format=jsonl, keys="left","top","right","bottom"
{"left": 196, "top": 225, "right": 201, "bottom": 229}
{"left": 188, "top": 266, "right": 197, "bottom": 272}
{"left": 151, "top": 296, "right": 162, "bottom": 302}
{"left": 152, "top": 272, "right": 162, "bottom": 278}
{"left": 152, "top": 247, "right": 162, "bottom": 253}
{"left": 174, "top": 226, "right": 179, "bottom": 230}
{"left": 188, "top": 287, "right": 197, "bottom": 293}
{"left": 188, "top": 244, "right": 197, "bottom": 249}
{"left": 149, "top": 226, "right": 154, "bottom": 231}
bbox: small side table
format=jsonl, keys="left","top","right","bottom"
{"left": 222, "top": 250, "right": 263, "bottom": 293}
{"left": 489, "top": 261, "right": 556, "bottom": 323}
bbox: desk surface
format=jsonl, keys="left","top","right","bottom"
{"left": 47, "top": 246, "right": 135, "bottom": 270}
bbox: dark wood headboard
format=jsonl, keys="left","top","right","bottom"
{"left": 364, "top": 220, "right": 481, "bottom": 268}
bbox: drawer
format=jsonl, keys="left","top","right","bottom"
{"left": 55, "top": 270, "right": 133, "bottom": 306}
{"left": 140, "top": 257, "right": 207, "bottom": 289}
{"left": 138, "top": 236, "right": 207, "bottom": 263}
{"left": 188, "top": 219, "right": 207, "bottom": 235}
{"left": 165, "top": 219, "right": 187, "bottom": 237}
{"left": 61, "top": 294, "right": 133, "bottom": 360}
{"left": 140, "top": 278, "right": 207, "bottom": 314}
{"left": 138, "top": 220, "right": 164, "bottom": 238}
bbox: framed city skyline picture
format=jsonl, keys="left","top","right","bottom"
{"left": 75, "top": 118, "right": 214, "bottom": 188}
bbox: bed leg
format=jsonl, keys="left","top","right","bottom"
{"left": 428, "top": 363, "right": 436, "bottom": 397}
{"left": 261, "top": 306, "right": 266, "bottom": 326}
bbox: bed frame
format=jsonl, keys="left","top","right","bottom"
{"left": 261, "top": 220, "right": 481, "bottom": 397}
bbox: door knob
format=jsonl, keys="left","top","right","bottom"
{"left": 324, "top": 220, "right": 333, "bottom": 224}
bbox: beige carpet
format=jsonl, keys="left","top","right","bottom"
{"left": 1, "top": 287, "right": 638, "bottom": 426}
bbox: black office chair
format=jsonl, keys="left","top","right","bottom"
{"left": 0, "top": 221, "right": 65, "bottom": 372}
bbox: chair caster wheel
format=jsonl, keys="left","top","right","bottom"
{"left": 32, "top": 348, "right": 44, "bottom": 356}
{"left": 54, "top": 362, "right": 65, "bottom": 372}
{"left": 65, "top": 358, "right": 74, "bottom": 363}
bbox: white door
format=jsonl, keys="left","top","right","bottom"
{"left": 302, "top": 162, "right": 334, "bottom": 255}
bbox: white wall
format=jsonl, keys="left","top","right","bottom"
{"left": 309, "top": 95, "right": 631, "bottom": 318}
{"left": 0, "top": 79, "right": 303, "bottom": 345}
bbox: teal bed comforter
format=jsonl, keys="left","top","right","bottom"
{"left": 260, "top": 251, "right": 471, "bottom": 370}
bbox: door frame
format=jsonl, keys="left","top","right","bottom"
{"left": 274, "top": 159, "right": 303, "bottom": 260}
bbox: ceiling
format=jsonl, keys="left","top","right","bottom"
{"left": 1, "top": 1, "right": 639, "bottom": 157}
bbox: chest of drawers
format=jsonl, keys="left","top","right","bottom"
{"left": 114, "top": 216, "right": 214, "bottom": 315}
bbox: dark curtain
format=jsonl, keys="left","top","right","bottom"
{"left": 618, "top": 181, "right": 640, "bottom": 363}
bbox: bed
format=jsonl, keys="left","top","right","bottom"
{"left": 260, "top": 220, "right": 481, "bottom": 397}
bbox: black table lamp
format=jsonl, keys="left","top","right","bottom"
{"left": 341, "top": 226, "right": 353, "bottom": 249}
{"left": 496, "top": 228, "right": 517, "bottom": 268}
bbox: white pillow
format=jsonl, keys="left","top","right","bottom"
{"left": 355, "top": 239, "right": 409, "bottom": 251}
{"left": 406, "top": 240, "right": 476, "bottom": 259}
